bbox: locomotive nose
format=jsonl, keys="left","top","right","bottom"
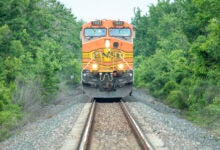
{"left": 81, "top": 19, "right": 134, "bottom": 98}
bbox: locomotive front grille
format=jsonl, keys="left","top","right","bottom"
{"left": 82, "top": 49, "right": 133, "bottom": 72}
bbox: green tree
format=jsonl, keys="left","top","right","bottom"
{"left": 0, "top": 0, "right": 82, "bottom": 140}
{"left": 134, "top": 0, "right": 220, "bottom": 133}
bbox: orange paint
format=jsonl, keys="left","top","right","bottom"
{"left": 81, "top": 20, "right": 134, "bottom": 72}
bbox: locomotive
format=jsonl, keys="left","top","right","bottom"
{"left": 80, "top": 20, "right": 135, "bottom": 98}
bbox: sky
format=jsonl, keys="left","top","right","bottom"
{"left": 58, "top": 0, "right": 158, "bottom": 23}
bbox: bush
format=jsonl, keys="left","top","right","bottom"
{"left": 0, "top": 108, "right": 22, "bottom": 141}
{"left": 162, "top": 80, "right": 178, "bottom": 97}
{"left": 166, "top": 90, "right": 187, "bottom": 109}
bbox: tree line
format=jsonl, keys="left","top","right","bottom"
{"left": 133, "top": 0, "right": 220, "bottom": 133}
{"left": 0, "top": 0, "right": 82, "bottom": 140}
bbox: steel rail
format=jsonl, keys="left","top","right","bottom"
{"left": 78, "top": 99, "right": 96, "bottom": 150}
{"left": 120, "top": 100, "right": 155, "bottom": 150}
{"left": 78, "top": 99, "right": 154, "bottom": 150}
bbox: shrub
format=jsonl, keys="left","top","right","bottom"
{"left": 166, "top": 90, "right": 187, "bottom": 109}
{"left": 162, "top": 80, "right": 178, "bottom": 97}
{"left": 0, "top": 108, "right": 22, "bottom": 141}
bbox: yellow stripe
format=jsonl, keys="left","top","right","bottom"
{"left": 82, "top": 63, "right": 133, "bottom": 66}
{"left": 124, "top": 53, "right": 133, "bottom": 58}
{"left": 82, "top": 52, "right": 133, "bottom": 59}
{"left": 82, "top": 53, "right": 90, "bottom": 58}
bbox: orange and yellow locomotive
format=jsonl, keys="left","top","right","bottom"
{"left": 81, "top": 20, "right": 135, "bottom": 98}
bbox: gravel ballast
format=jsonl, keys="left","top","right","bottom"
{"left": 125, "top": 89, "right": 220, "bottom": 150}
{"left": 89, "top": 102, "right": 141, "bottom": 150}
{"left": 0, "top": 87, "right": 90, "bottom": 150}
{"left": 1, "top": 87, "right": 219, "bottom": 150}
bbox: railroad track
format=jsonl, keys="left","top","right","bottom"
{"left": 78, "top": 99, "right": 154, "bottom": 150}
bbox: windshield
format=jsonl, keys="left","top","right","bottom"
{"left": 84, "top": 28, "right": 106, "bottom": 37}
{"left": 109, "top": 28, "right": 131, "bottom": 37}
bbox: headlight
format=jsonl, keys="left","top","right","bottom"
{"left": 117, "top": 63, "right": 124, "bottom": 70}
{"left": 92, "top": 63, "right": 98, "bottom": 70}
{"left": 105, "top": 40, "right": 110, "bottom": 48}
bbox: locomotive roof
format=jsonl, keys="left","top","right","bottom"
{"left": 82, "top": 19, "right": 133, "bottom": 29}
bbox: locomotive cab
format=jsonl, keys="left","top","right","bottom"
{"left": 81, "top": 20, "right": 134, "bottom": 98}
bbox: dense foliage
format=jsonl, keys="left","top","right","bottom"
{"left": 0, "top": 0, "right": 82, "bottom": 140}
{"left": 133, "top": 0, "right": 220, "bottom": 133}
